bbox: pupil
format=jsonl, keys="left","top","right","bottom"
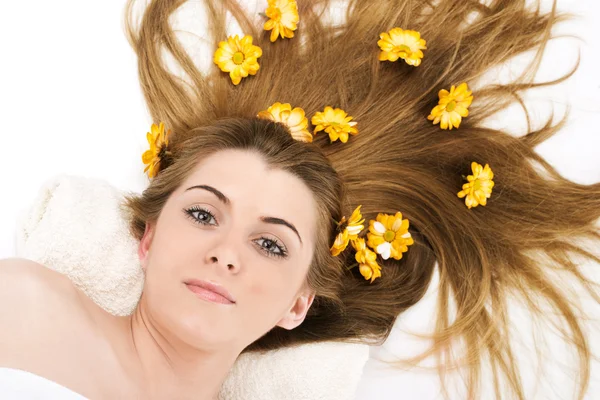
{"left": 265, "top": 240, "right": 279, "bottom": 253}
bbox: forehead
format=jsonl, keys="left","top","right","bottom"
{"left": 178, "top": 149, "right": 318, "bottom": 236}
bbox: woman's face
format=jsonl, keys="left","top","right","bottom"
{"left": 138, "top": 149, "right": 318, "bottom": 351}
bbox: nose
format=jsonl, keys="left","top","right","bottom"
{"left": 207, "top": 255, "right": 238, "bottom": 272}
{"left": 206, "top": 240, "right": 241, "bottom": 273}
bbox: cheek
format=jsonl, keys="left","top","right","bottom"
{"left": 245, "top": 267, "right": 305, "bottom": 307}
{"left": 242, "top": 276, "right": 292, "bottom": 331}
{"left": 247, "top": 273, "right": 282, "bottom": 298}
{"left": 151, "top": 220, "right": 205, "bottom": 268}
{"left": 245, "top": 268, "right": 294, "bottom": 311}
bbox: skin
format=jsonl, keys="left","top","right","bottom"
{"left": 0, "top": 149, "right": 318, "bottom": 399}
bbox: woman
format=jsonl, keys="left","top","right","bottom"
{"left": 1, "top": 0, "right": 599, "bottom": 399}
{"left": 1, "top": 121, "right": 335, "bottom": 399}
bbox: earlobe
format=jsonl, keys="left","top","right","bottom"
{"left": 276, "top": 291, "right": 316, "bottom": 330}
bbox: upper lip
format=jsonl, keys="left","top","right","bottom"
{"left": 185, "top": 279, "right": 236, "bottom": 303}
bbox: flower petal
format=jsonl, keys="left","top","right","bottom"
{"left": 372, "top": 221, "right": 386, "bottom": 234}
{"left": 377, "top": 242, "right": 392, "bottom": 260}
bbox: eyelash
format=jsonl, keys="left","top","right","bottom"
{"left": 183, "top": 206, "right": 289, "bottom": 259}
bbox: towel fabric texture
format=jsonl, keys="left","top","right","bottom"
{"left": 15, "top": 175, "right": 369, "bottom": 400}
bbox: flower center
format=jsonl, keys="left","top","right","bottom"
{"left": 446, "top": 100, "right": 457, "bottom": 112}
{"left": 233, "top": 52, "right": 245, "bottom": 65}
{"left": 383, "top": 230, "right": 396, "bottom": 242}
{"left": 336, "top": 216, "right": 348, "bottom": 231}
{"left": 472, "top": 179, "right": 482, "bottom": 191}
{"left": 393, "top": 44, "right": 412, "bottom": 55}
{"left": 158, "top": 145, "right": 170, "bottom": 161}
{"left": 273, "top": 8, "right": 282, "bottom": 21}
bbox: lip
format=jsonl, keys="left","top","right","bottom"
{"left": 184, "top": 279, "right": 236, "bottom": 304}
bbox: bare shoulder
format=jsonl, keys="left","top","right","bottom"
{"left": 0, "top": 258, "right": 93, "bottom": 364}
{"left": 0, "top": 258, "right": 137, "bottom": 398}
{"left": 0, "top": 258, "right": 82, "bottom": 312}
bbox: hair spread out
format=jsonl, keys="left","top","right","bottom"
{"left": 123, "top": 1, "right": 600, "bottom": 399}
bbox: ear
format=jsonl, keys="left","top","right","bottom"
{"left": 276, "top": 289, "right": 316, "bottom": 330}
{"left": 138, "top": 222, "right": 155, "bottom": 270}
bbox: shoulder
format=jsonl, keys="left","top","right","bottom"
{"left": 0, "top": 258, "right": 93, "bottom": 364}
{"left": 0, "top": 257, "right": 78, "bottom": 293}
{"left": 0, "top": 258, "right": 82, "bottom": 313}
{"left": 0, "top": 258, "right": 137, "bottom": 398}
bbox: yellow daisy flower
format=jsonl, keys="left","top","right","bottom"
{"left": 257, "top": 102, "right": 312, "bottom": 142}
{"left": 311, "top": 106, "right": 358, "bottom": 143}
{"left": 142, "top": 122, "right": 171, "bottom": 179}
{"left": 367, "top": 212, "right": 414, "bottom": 260}
{"left": 377, "top": 28, "right": 427, "bottom": 66}
{"left": 330, "top": 229, "right": 350, "bottom": 258}
{"left": 330, "top": 205, "right": 365, "bottom": 256}
{"left": 263, "top": 0, "right": 299, "bottom": 42}
{"left": 213, "top": 34, "right": 262, "bottom": 85}
{"left": 352, "top": 238, "right": 382, "bottom": 283}
{"left": 427, "top": 82, "right": 473, "bottom": 130}
{"left": 457, "top": 162, "right": 495, "bottom": 209}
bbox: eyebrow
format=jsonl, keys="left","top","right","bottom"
{"left": 185, "top": 185, "right": 303, "bottom": 245}
{"left": 186, "top": 185, "right": 230, "bottom": 205}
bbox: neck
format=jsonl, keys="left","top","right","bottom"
{"left": 116, "top": 299, "right": 241, "bottom": 400}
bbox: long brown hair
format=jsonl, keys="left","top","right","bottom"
{"left": 123, "top": 0, "right": 600, "bottom": 399}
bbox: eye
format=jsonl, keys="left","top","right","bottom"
{"left": 184, "top": 206, "right": 218, "bottom": 226}
{"left": 254, "top": 237, "right": 288, "bottom": 259}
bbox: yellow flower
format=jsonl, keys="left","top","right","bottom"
{"left": 330, "top": 229, "right": 350, "bottom": 258}
{"left": 457, "top": 162, "right": 495, "bottom": 209}
{"left": 257, "top": 102, "right": 312, "bottom": 142}
{"left": 378, "top": 28, "right": 427, "bottom": 66}
{"left": 263, "top": 0, "right": 299, "bottom": 42}
{"left": 367, "top": 212, "right": 414, "bottom": 260}
{"left": 330, "top": 205, "right": 365, "bottom": 256}
{"left": 213, "top": 34, "right": 262, "bottom": 85}
{"left": 142, "top": 122, "right": 171, "bottom": 179}
{"left": 427, "top": 82, "right": 473, "bottom": 130}
{"left": 352, "top": 238, "right": 382, "bottom": 283}
{"left": 311, "top": 106, "right": 358, "bottom": 143}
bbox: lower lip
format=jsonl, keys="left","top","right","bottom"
{"left": 185, "top": 284, "right": 234, "bottom": 305}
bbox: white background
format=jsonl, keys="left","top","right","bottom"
{"left": 0, "top": 0, "right": 599, "bottom": 399}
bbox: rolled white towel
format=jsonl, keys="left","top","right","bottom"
{"left": 15, "top": 175, "right": 369, "bottom": 400}
{"left": 16, "top": 175, "right": 143, "bottom": 316}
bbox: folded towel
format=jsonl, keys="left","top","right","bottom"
{"left": 15, "top": 175, "right": 369, "bottom": 400}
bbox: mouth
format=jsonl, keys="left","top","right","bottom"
{"left": 184, "top": 279, "right": 236, "bottom": 305}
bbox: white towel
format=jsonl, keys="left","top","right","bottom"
{"left": 15, "top": 175, "right": 369, "bottom": 400}
{"left": 0, "top": 368, "right": 87, "bottom": 400}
